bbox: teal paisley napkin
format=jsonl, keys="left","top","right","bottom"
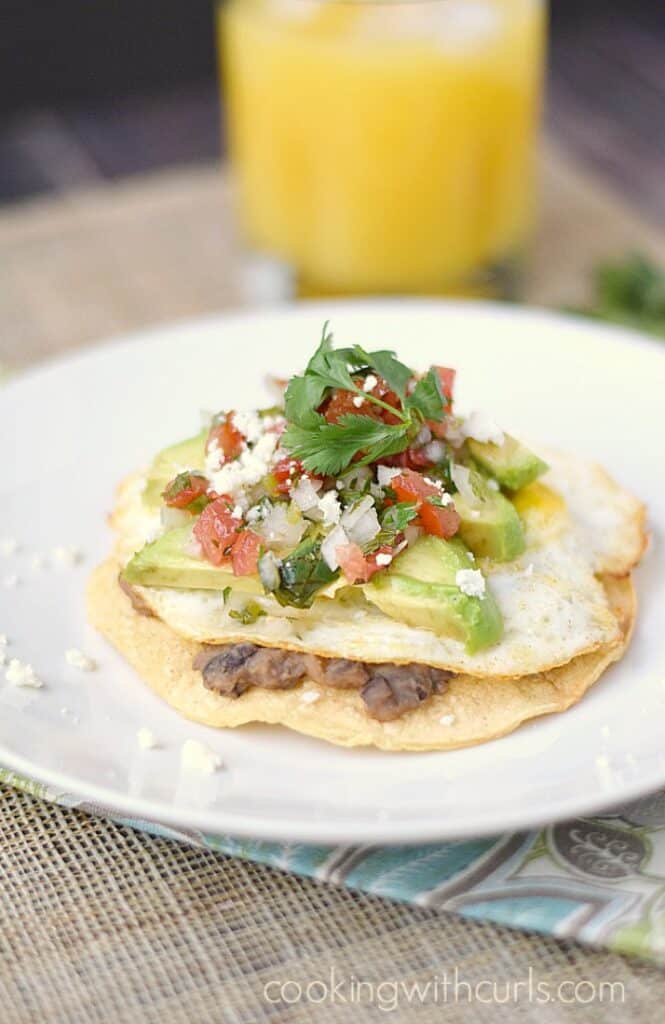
{"left": 3, "top": 766, "right": 664, "bottom": 964}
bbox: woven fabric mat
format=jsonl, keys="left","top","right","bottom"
{"left": 2, "top": 140, "right": 665, "bottom": 1020}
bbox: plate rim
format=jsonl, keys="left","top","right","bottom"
{"left": 2, "top": 298, "right": 664, "bottom": 844}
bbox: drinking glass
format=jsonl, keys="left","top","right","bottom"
{"left": 219, "top": 0, "right": 547, "bottom": 299}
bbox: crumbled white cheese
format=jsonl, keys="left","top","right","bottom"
{"left": 363, "top": 374, "right": 378, "bottom": 392}
{"left": 455, "top": 568, "right": 486, "bottom": 598}
{"left": 137, "top": 727, "right": 158, "bottom": 750}
{"left": 423, "top": 476, "right": 442, "bottom": 490}
{"left": 439, "top": 713, "right": 456, "bottom": 727}
{"left": 3, "top": 575, "right": 18, "bottom": 588}
{"left": 487, "top": 478, "right": 500, "bottom": 491}
{"left": 524, "top": 563, "right": 534, "bottom": 577}
{"left": 377, "top": 465, "right": 401, "bottom": 487}
{"left": 52, "top": 546, "right": 82, "bottom": 567}
{"left": 321, "top": 525, "right": 350, "bottom": 571}
{"left": 352, "top": 395, "right": 364, "bottom": 408}
{"left": 469, "top": 510, "right": 481, "bottom": 520}
{"left": 462, "top": 410, "right": 505, "bottom": 446}
{"left": 318, "top": 490, "right": 342, "bottom": 527}
{"left": 180, "top": 738, "right": 223, "bottom": 775}
{"left": 375, "top": 552, "right": 393, "bottom": 567}
{"left": 65, "top": 648, "right": 97, "bottom": 672}
{"left": 5, "top": 659, "right": 43, "bottom": 689}
{"left": 0, "top": 634, "right": 7, "bottom": 646}
{"left": 207, "top": 430, "right": 279, "bottom": 498}
{"left": 0, "top": 538, "right": 18, "bottom": 557}
{"left": 300, "top": 690, "right": 320, "bottom": 705}
{"left": 231, "top": 409, "right": 263, "bottom": 444}
{"left": 231, "top": 505, "right": 243, "bottom": 521}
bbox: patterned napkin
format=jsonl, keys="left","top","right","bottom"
{"left": 2, "top": 766, "right": 665, "bottom": 963}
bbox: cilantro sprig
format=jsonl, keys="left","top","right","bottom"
{"left": 282, "top": 324, "right": 448, "bottom": 475}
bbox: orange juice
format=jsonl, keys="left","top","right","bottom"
{"left": 220, "top": 0, "right": 546, "bottom": 296}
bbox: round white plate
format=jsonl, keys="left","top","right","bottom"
{"left": 1, "top": 301, "right": 664, "bottom": 844}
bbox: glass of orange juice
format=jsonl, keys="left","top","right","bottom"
{"left": 219, "top": 0, "right": 547, "bottom": 299}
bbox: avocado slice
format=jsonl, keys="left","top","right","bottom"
{"left": 364, "top": 535, "right": 503, "bottom": 653}
{"left": 454, "top": 471, "right": 526, "bottom": 562}
{"left": 122, "top": 526, "right": 261, "bottom": 594}
{"left": 142, "top": 431, "right": 207, "bottom": 509}
{"left": 467, "top": 434, "right": 548, "bottom": 492}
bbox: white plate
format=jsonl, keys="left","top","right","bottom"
{"left": 1, "top": 301, "right": 664, "bottom": 844}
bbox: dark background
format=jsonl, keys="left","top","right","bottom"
{"left": 1, "top": 0, "right": 663, "bottom": 216}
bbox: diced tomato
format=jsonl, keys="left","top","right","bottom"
{"left": 364, "top": 544, "right": 396, "bottom": 580}
{"left": 391, "top": 468, "right": 459, "bottom": 539}
{"left": 321, "top": 375, "right": 402, "bottom": 426}
{"left": 231, "top": 530, "right": 262, "bottom": 577}
{"left": 207, "top": 412, "right": 245, "bottom": 462}
{"left": 434, "top": 366, "right": 456, "bottom": 405}
{"left": 193, "top": 497, "right": 240, "bottom": 566}
{"left": 391, "top": 468, "right": 438, "bottom": 504}
{"left": 336, "top": 543, "right": 372, "bottom": 584}
{"left": 418, "top": 499, "right": 460, "bottom": 539}
{"left": 272, "top": 457, "right": 303, "bottom": 495}
{"left": 162, "top": 472, "right": 210, "bottom": 510}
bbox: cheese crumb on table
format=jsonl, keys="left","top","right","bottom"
{"left": 52, "top": 546, "right": 83, "bottom": 567}
{"left": 0, "top": 634, "right": 7, "bottom": 646}
{"left": 5, "top": 659, "right": 43, "bottom": 689}
{"left": 0, "top": 538, "right": 18, "bottom": 557}
{"left": 3, "top": 574, "right": 19, "bottom": 588}
{"left": 65, "top": 649, "right": 97, "bottom": 672}
{"left": 180, "top": 739, "right": 223, "bottom": 775}
{"left": 455, "top": 568, "right": 486, "bottom": 598}
{"left": 137, "top": 727, "right": 158, "bottom": 750}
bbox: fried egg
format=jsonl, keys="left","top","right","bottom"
{"left": 110, "top": 448, "right": 645, "bottom": 679}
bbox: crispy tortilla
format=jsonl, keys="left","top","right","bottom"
{"left": 87, "top": 559, "right": 635, "bottom": 752}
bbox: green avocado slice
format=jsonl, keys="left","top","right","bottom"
{"left": 364, "top": 535, "right": 503, "bottom": 653}
{"left": 142, "top": 431, "right": 207, "bottom": 510}
{"left": 453, "top": 470, "right": 526, "bottom": 562}
{"left": 468, "top": 434, "right": 548, "bottom": 492}
{"left": 122, "top": 526, "right": 261, "bottom": 594}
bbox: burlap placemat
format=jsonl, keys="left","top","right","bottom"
{"left": 2, "top": 785, "right": 665, "bottom": 1023}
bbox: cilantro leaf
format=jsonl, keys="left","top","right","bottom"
{"left": 274, "top": 536, "right": 338, "bottom": 608}
{"left": 282, "top": 414, "right": 412, "bottom": 476}
{"left": 381, "top": 501, "right": 419, "bottom": 533}
{"left": 352, "top": 346, "right": 413, "bottom": 400}
{"left": 406, "top": 367, "right": 447, "bottom": 421}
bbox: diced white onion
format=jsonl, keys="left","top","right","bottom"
{"left": 258, "top": 551, "right": 282, "bottom": 591}
{"left": 291, "top": 476, "right": 321, "bottom": 512}
{"left": 376, "top": 465, "right": 401, "bottom": 487}
{"left": 337, "top": 465, "right": 372, "bottom": 490}
{"left": 161, "top": 506, "right": 192, "bottom": 530}
{"left": 404, "top": 524, "right": 422, "bottom": 547}
{"left": 451, "top": 464, "right": 481, "bottom": 507}
{"left": 321, "top": 525, "right": 349, "bottom": 571}
{"left": 255, "top": 503, "right": 306, "bottom": 549}
{"left": 423, "top": 439, "right": 446, "bottom": 463}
